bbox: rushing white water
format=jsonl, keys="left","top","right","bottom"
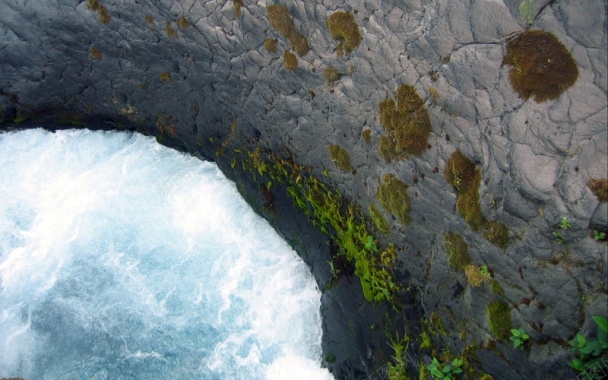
{"left": 0, "top": 129, "right": 333, "bottom": 380}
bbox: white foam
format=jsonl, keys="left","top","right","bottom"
{"left": 0, "top": 128, "right": 333, "bottom": 380}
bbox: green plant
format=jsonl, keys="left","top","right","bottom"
{"left": 502, "top": 30, "right": 578, "bottom": 102}
{"left": 560, "top": 216, "right": 572, "bottom": 230}
{"left": 427, "top": 357, "right": 463, "bottom": 380}
{"left": 593, "top": 230, "right": 606, "bottom": 240}
{"left": 510, "top": 328, "right": 529, "bottom": 350}
{"left": 480, "top": 265, "right": 492, "bottom": 280}
{"left": 553, "top": 230, "right": 564, "bottom": 244}
{"left": 387, "top": 332, "right": 410, "bottom": 380}
{"left": 518, "top": 0, "right": 535, "bottom": 25}
{"left": 328, "top": 260, "right": 341, "bottom": 278}
{"left": 569, "top": 316, "right": 608, "bottom": 379}
{"left": 568, "top": 316, "right": 608, "bottom": 379}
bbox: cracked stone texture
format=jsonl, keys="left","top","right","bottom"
{"left": 0, "top": 0, "right": 606, "bottom": 379}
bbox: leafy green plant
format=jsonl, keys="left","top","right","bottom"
{"left": 518, "top": 0, "right": 535, "bottom": 25}
{"left": 328, "top": 260, "right": 341, "bottom": 278}
{"left": 593, "top": 230, "right": 606, "bottom": 241}
{"left": 427, "top": 357, "right": 463, "bottom": 380}
{"left": 510, "top": 328, "right": 529, "bottom": 350}
{"left": 560, "top": 216, "right": 572, "bottom": 230}
{"left": 569, "top": 316, "right": 608, "bottom": 379}
{"left": 553, "top": 230, "right": 564, "bottom": 244}
{"left": 480, "top": 265, "right": 492, "bottom": 280}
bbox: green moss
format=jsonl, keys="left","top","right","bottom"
{"left": 445, "top": 150, "right": 510, "bottom": 247}
{"left": 233, "top": 0, "right": 244, "bottom": 18}
{"left": 378, "top": 84, "right": 432, "bottom": 162}
{"left": 444, "top": 150, "right": 485, "bottom": 231}
{"left": 324, "top": 67, "right": 342, "bottom": 85}
{"left": 267, "top": 5, "right": 310, "bottom": 57}
{"left": 264, "top": 38, "right": 278, "bottom": 53}
{"left": 369, "top": 204, "right": 390, "bottom": 236}
{"left": 502, "top": 30, "right": 578, "bottom": 102}
{"left": 588, "top": 178, "right": 608, "bottom": 202}
{"left": 377, "top": 174, "right": 411, "bottom": 225}
{"left": 329, "top": 144, "right": 351, "bottom": 172}
{"left": 326, "top": 11, "right": 361, "bottom": 56}
{"left": 483, "top": 220, "right": 510, "bottom": 249}
{"left": 487, "top": 300, "right": 513, "bottom": 339}
{"left": 325, "top": 352, "right": 336, "bottom": 363}
{"left": 490, "top": 279, "right": 505, "bottom": 296}
{"left": 177, "top": 16, "right": 189, "bottom": 30}
{"left": 159, "top": 72, "right": 172, "bottom": 82}
{"left": 282, "top": 51, "right": 298, "bottom": 71}
{"left": 444, "top": 232, "right": 471, "bottom": 271}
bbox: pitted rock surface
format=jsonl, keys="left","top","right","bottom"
{"left": 1, "top": 0, "right": 606, "bottom": 379}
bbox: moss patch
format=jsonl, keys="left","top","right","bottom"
{"left": 329, "top": 144, "right": 352, "bottom": 172}
{"left": 324, "top": 67, "right": 342, "bottom": 85}
{"left": 369, "top": 204, "right": 390, "bottom": 236}
{"left": 282, "top": 51, "right": 298, "bottom": 71}
{"left": 502, "top": 30, "right": 578, "bottom": 102}
{"left": 233, "top": 0, "right": 244, "bottom": 18}
{"left": 487, "top": 300, "right": 513, "bottom": 339}
{"left": 378, "top": 84, "right": 432, "bottom": 162}
{"left": 490, "top": 279, "right": 505, "bottom": 296}
{"left": 483, "top": 221, "right": 510, "bottom": 249}
{"left": 326, "top": 11, "right": 361, "bottom": 56}
{"left": 362, "top": 128, "right": 372, "bottom": 143}
{"left": 264, "top": 38, "right": 278, "bottom": 53}
{"left": 267, "top": 5, "right": 310, "bottom": 57}
{"left": 444, "top": 232, "right": 471, "bottom": 271}
{"left": 89, "top": 47, "right": 102, "bottom": 60}
{"left": 87, "top": 0, "right": 111, "bottom": 24}
{"left": 159, "top": 72, "right": 172, "bottom": 82}
{"left": 165, "top": 21, "right": 178, "bottom": 38}
{"left": 377, "top": 174, "right": 411, "bottom": 225}
{"left": 177, "top": 17, "right": 189, "bottom": 30}
{"left": 588, "top": 178, "right": 608, "bottom": 202}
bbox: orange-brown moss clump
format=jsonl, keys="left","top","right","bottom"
{"left": 87, "top": 0, "right": 111, "bottom": 24}
{"left": 267, "top": 5, "right": 310, "bottom": 57}
{"left": 324, "top": 67, "right": 342, "bottom": 85}
{"left": 378, "top": 84, "right": 432, "bottom": 162}
{"left": 445, "top": 150, "right": 510, "bottom": 248}
{"left": 282, "top": 51, "right": 298, "bottom": 71}
{"left": 362, "top": 128, "right": 372, "bottom": 143}
{"left": 329, "top": 144, "right": 352, "bottom": 172}
{"left": 89, "top": 47, "right": 102, "bottom": 60}
{"left": 588, "top": 178, "right": 608, "bottom": 202}
{"left": 502, "top": 30, "right": 578, "bottom": 102}
{"left": 377, "top": 174, "right": 411, "bottom": 224}
{"left": 264, "top": 38, "right": 278, "bottom": 53}
{"left": 327, "top": 11, "right": 361, "bottom": 56}
{"left": 445, "top": 150, "right": 485, "bottom": 231}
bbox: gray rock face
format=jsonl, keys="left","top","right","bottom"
{"left": 1, "top": 0, "right": 606, "bottom": 379}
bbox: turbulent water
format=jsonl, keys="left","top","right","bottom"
{"left": 0, "top": 129, "right": 333, "bottom": 380}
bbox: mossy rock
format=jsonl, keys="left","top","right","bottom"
{"left": 282, "top": 51, "right": 298, "bottom": 71}
{"left": 588, "top": 178, "right": 608, "bottom": 202}
{"left": 378, "top": 84, "right": 432, "bottom": 162}
{"left": 377, "top": 174, "right": 411, "bottom": 224}
{"left": 483, "top": 220, "right": 510, "bottom": 249}
{"left": 329, "top": 144, "right": 352, "bottom": 172}
{"left": 445, "top": 150, "right": 485, "bottom": 231}
{"left": 444, "top": 231, "right": 471, "bottom": 271}
{"left": 324, "top": 67, "right": 342, "bottom": 85}
{"left": 264, "top": 38, "right": 278, "bottom": 53}
{"left": 369, "top": 204, "right": 390, "bottom": 236}
{"left": 326, "top": 11, "right": 361, "bottom": 56}
{"left": 487, "top": 300, "right": 513, "bottom": 339}
{"left": 502, "top": 30, "right": 578, "bottom": 102}
{"left": 267, "top": 5, "right": 310, "bottom": 57}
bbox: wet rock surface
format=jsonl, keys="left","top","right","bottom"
{"left": 1, "top": 0, "right": 606, "bottom": 379}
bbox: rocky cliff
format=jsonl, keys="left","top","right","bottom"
{"left": 1, "top": 0, "right": 606, "bottom": 379}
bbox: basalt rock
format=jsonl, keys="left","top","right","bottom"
{"left": 1, "top": 0, "right": 606, "bottom": 379}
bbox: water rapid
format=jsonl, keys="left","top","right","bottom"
{"left": 0, "top": 129, "right": 333, "bottom": 380}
